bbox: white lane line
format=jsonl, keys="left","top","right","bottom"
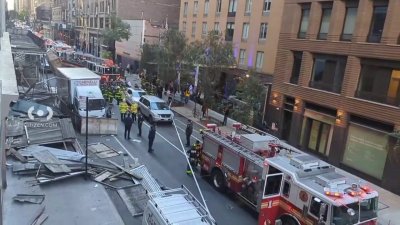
{"left": 174, "top": 119, "right": 202, "bottom": 135}
{"left": 112, "top": 135, "right": 137, "bottom": 160}
{"left": 143, "top": 122, "right": 186, "bottom": 156}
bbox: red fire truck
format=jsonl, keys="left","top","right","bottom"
{"left": 200, "top": 127, "right": 379, "bottom": 225}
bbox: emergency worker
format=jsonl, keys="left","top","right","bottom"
{"left": 137, "top": 113, "right": 144, "bottom": 137}
{"left": 186, "top": 140, "right": 201, "bottom": 175}
{"left": 119, "top": 100, "right": 128, "bottom": 120}
{"left": 106, "top": 88, "right": 113, "bottom": 103}
{"left": 130, "top": 102, "right": 138, "bottom": 122}
{"left": 114, "top": 87, "right": 123, "bottom": 105}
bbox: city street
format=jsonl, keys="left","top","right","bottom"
{"left": 78, "top": 100, "right": 258, "bottom": 224}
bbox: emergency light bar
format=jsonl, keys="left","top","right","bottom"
{"left": 324, "top": 188, "right": 343, "bottom": 198}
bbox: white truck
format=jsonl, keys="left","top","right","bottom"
{"left": 143, "top": 186, "right": 216, "bottom": 225}
{"left": 55, "top": 67, "right": 106, "bottom": 118}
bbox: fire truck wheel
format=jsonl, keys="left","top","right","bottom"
{"left": 211, "top": 169, "right": 226, "bottom": 192}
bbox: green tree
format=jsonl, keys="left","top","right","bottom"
{"left": 101, "top": 50, "right": 112, "bottom": 59}
{"left": 234, "top": 73, "right": 266, "bottom": 125}
{"left": 102, "top": 14, "right": 131, "bottom": 61}
{"left": 17, "top": 10, "right": 29, "bottom": 22}
{"left": 185, "top": 31, "right": 236, "bottom": 109}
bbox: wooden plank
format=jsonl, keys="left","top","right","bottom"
{"left": 13, "top": 194, "right": 45, "bottom": 204}
{"left": 32, "top": 150, "right": 71, "bottom": 173}
{"left": 9, "top": 148, "right": 28, "bottom": 163}
{"left": 29, "top": 206, "right": 45, "bottom": 225}
{"left": 107, "top": 160, "right": 142, "bottom": 180}
{"left": 94, "top": 171, "right": 113, "bottom": 182}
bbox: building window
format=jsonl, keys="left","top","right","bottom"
{"left": 94, "top": 18, "right": 98, "bottom": 28}
{"left": 183, "top": 21, "right": 187, "bottom": 33}
{"left": 298, "top": 7, "right": 310, "bottom": 39}
{"left": 356, "top": 59, "right": 400, "bottom": 106}
{"left": 228, "top": 0, "right": 237, "bottom": 17}
{"left": 245, "top": 0, "right": 252, "bottom": 14}
{"left": 255, "top": 51, "right": 264, "bottom": 70}
{"left": 204, "top": 0, "right": 209, "bottom": 15}
{"left": 310, "top": 54, "right": 347, "bottom": 93}
{"left": 216, "top": 0, "right": 222, "bottom": 13}
{"left": 105, "top": 18, "right": 110, "bottom": 28}
{"left": 239, "top": 49, "right": 246, "bottom": 65}
{"left": 341, "top": 6, "right": 358, "bottom": 41}
{"left": 318, "top": 5, "right": 332, "bottom": 40}
{"left": 183, "top": 2, "right": 188, "bottom": 16}
{"left": 225, "top": 22, "right": 235, "bottom": 41}
{"left": 100, "top": 1, "right": 104, "bottom": 12}
{"left": 259, "top": 23, "right": 268, "bottom": 39}
{"left": 192, "top": 22, "right": 196, "bottom": 36}
{"left": 302, "top": 118, "right": 332, "bottom": 156}
{"left": 242, "top": 23, "right": 249, "bottom": 40}
{"left": 290, "top": 51, "right": 303, "bottom": 84}
{"left": 368, "top": 5, "right": 388, "bottom": 43}
{"left": 214, "top": 22, "right": 220, "bottom": 33}
{"left": 202, "top": 22, "right": 208, "bottom": 35}
{"left": 90, "top": 18, "right": 93, "bottom": 27}
{"left": 194, "top": 1, "right": 199, "bottom": 15}
{"left": 263, "top": 0, "right": 271, "bottom": 13}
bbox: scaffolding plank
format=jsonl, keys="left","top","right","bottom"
{"left": 32, "top": 150, "right": 71, "bottom": 173}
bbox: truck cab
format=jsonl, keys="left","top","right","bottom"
{"left": 74, "top": 86, "right": 106, "bottom": 117}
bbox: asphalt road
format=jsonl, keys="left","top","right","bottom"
{"left": 83, "top": 104, "right": 258, "bottom": 225}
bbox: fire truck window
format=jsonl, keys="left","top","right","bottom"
{"left": 282, "top": 181, "right": 290, "bottom": 198}
{"left": 128, "top": 89, "right": 133, "bottom": 95}
{"left": 309, "top": 197, "right": 328, "bottom": 221}
{"left": 264, "top": 174, "right": 283, "bottom": 196}
{"left": 268, "top": 166, "right": 282, "bottom": 175}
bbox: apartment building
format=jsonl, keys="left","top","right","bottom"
{"left": 269, "top": 0, "right": 400, "bottom": 194}
{"left": 179, "top": 0, "right": 284, "bottom": 85}
{"left": 73, "top": 0, "right": 179, "bottom": 60}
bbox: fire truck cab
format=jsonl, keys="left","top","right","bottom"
{"left": 200, "top": 129, "right": 378, "bottom": 225}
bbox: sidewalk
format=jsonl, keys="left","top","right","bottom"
{"left": 171, "top": 99, "right": 400, "bottom": 225}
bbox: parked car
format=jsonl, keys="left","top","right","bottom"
{"left": 126, "top": 88, "right": 147, "bottom": 105}
{"left": 138, "top": 95, "right": 174, "bottom": 123}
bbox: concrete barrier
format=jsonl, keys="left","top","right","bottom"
{"left": 79, "top": 117, "right": 118, "bottom": 135}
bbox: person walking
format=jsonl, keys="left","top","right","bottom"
{"left": 124, "top": 114, "right": 134, "bottom": 139}
{"left": 223, "top": 106, "right": 230, "bottom": 126}
{"left": 130, "top": 102, "right": 138, "bottom": 122}
{"left": 119, "top": 100, "right": 128, "bottom": 121}
{"left": 185, "top": 119, "right": 193, "bottom": 147}
{"left": 148, "top": 123, "right": 156, "bottom": 152}
{"left": 201, "top": 103, "right": 208, "bottom": 118}
{"left": 186, "top": 140, "right": 201, "bottom": 175}
{"left": 137, "top": 113, "right": 144, "bottom": 137}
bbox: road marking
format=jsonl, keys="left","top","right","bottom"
{"left": 143, "top": 122, "right": 186, "bottom": 156}
{"left": 111, "top": 135, "right": 137, "bottom": 160}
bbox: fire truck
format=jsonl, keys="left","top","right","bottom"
{"left": 200, "top": 126, "right": 379, "bottom": 225}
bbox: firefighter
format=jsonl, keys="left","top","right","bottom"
{"left": 115, "top": 87, "right": 123, "bottom": 105}
{"left": 119, "top": 99, "right": 128, "bottom": 121}
{"left": 106, "top": 88, "right": 113, "bottom": 103}
{"left": 186, "top": 140, "right": 201, "bottom": 175}
{"left": 130, "top": 101, "right": 138, "bottom": 122}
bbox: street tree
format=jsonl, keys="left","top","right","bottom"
{"left": 102, "top": 14, "right": 131, "bottom": 61}
{"left": 185, "top": 30, "right": 236, "bottom": 109}
{"left": 17, "top": 10, "right": 29, "bottom": 22}
{"left": 234, "top": 73, "right": 266, "bottom": 125}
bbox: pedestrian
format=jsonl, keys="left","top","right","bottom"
{"left": 126, "top": 64, "right": 130, "bottom": 75}
{"left": 130, "top": 102, "right": 138, "bottom": 122}
{"left": 184, "top": 89, "right": 190, "bottom": 104}
{"left": 119, "top": 100, "right": 128, "bottom": 121}
{"left": 186, "top": 140, "right": 201, "bottom": 175}
{"left": 148, "top": 123, "right": 156, "bottom": 152}
{"left": 124, "top": 114, "right": 134, "bottom": 139}
{"left": 137, "top": 113, "right": 144, "bottom": 137}
{"left": 185, "top": 119, "right": 193, "bottom": 147}
{"left": 202, "top": 103, "right": 208, "bottom": 118}
{"left": 223, "top": 106, "right": 230, "bottom": 126}
{"left": 106, "top": 105, "right": 112, "bottom": 118}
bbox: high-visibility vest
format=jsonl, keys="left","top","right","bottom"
{"left": 131, "top": 103, "right": 138, "bottom": 113}
{"left": 119, "top": 102, "right": 128, "bottom": 113}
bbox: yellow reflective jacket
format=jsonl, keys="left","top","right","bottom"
{"left": 130, "top": 103, "right": 138, "bottom": 113}
{"left": 119, "top": 102, "right": 128, "bottom": 113}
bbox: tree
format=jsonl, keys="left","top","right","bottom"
{"left": 233, "top": 73, "right": 266, "bottom": 125}
{"left": 185, "top": 31, "right": 236, "bottom": 109}
{"left": 101, "top": 50, "right": 112, "bottom": 59}
{"left": 17, "top": 10, "right": 29, "bottom": 22}
{"left": 102, "top": 14, "right": 131, "bottom": 61}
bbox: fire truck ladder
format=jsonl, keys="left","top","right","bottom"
{"left": 206, "top": 131, "right": 265, "bottom": 166}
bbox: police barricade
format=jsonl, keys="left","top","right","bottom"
{"left": 77, "top": 116, "right": 118, "bottom": 135}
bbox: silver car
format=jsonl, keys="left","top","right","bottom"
{"left": 126, "top": 88, "right": 147, "bottom": 105}
{"left": 138, "top": 95, "right": 174, "bottom": 124}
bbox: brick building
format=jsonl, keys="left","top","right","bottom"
{"left": 269, "top": 0, "right": 400, "bottom": 194}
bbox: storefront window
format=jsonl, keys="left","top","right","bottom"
{"left": 343, "top": 124, "right": 389, "bottom": 179}
{"left": 301, "top": 117, "right": 332, "bottom": 156}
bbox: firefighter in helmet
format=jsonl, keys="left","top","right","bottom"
{"left": 119, "top": 99, "right": 128, "bottom": 121}
{"left": 186, "top": 140, "right": 201, "bottom": 175}
{"left": 114, "top": 87, "right": 123, "bottom": 105}
{"left": 130, "top": 101, "right": 138, "bottom": 122}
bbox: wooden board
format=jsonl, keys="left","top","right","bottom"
{"left": 32, "top": 150, "right": 71, "bottom": 173}
{"left": 88, "top": 143, "right": 119, "bottom": 158}
{"left": 94, "top": 171, "right": 113, "bottom": 182}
